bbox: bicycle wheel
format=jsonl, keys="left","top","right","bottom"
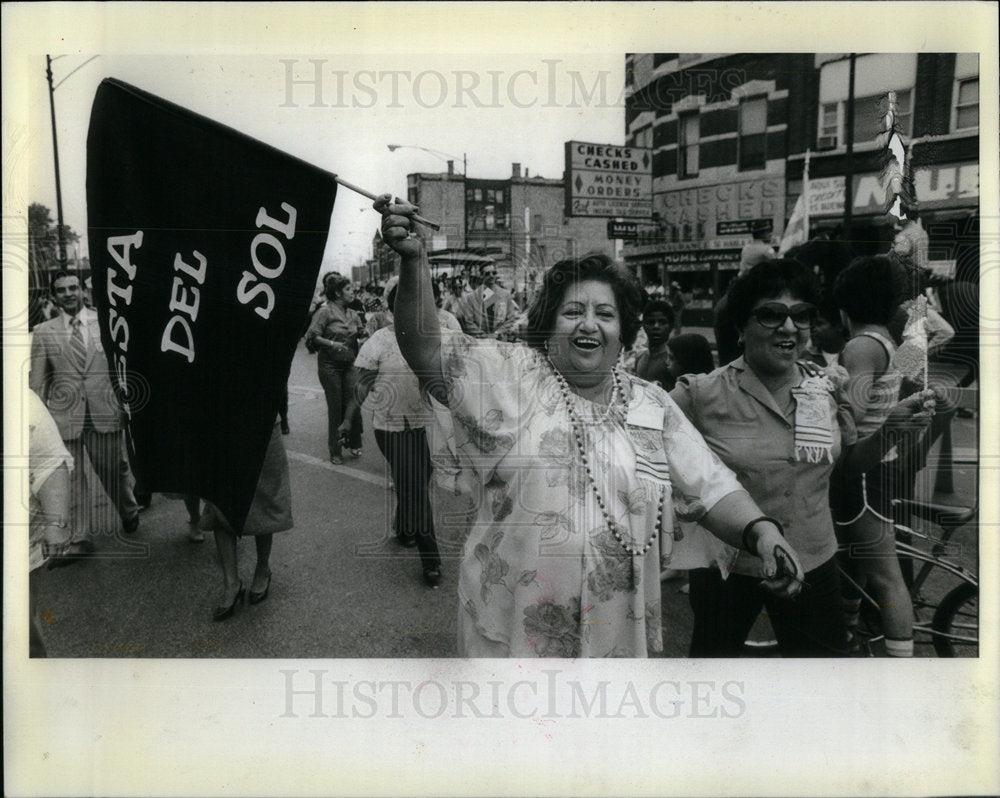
{"left": 931, "top": 581, "right": 978, "bottom": 657}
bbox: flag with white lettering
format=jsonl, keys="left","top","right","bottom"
{"left": 87, "top": 78, "right": 337, "bottom": 531}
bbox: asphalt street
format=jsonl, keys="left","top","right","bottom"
{"left": 32, "top": 340, "right": 979, "bottom": 658}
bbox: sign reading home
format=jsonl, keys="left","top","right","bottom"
{"left": 565, "top": 140, "right": 653, "bottom": 219}
{"left": 87, "top": 78, "right": 337, "bottom": 531}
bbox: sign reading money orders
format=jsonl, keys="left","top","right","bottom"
{"left": 564, "top": 140, "right": 653, "bottom": 218}
{"left": 87, "top": 78, "right": 338, "bottom": 531}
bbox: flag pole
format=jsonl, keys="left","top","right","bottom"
{"left": 803, "top": 148, "right": 810, "bottom": 238}
{"left": 334, "top": 176, "right": 441, "bottom": 231}
{"left": 907, "top": 136, "right": 929, "bottom": 392}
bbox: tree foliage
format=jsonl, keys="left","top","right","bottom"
{"left": 28, "top": 202, "right": 81, "bottom": 328}
{"left": 28, "top": 201, "right": 80, "bottom": 280}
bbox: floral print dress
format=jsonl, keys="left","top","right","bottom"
{"left": 431, "top": 335, "right": 743, "bottom": 657}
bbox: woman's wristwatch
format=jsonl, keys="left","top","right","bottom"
{"left": 741, "top": 516, "right": 784, "bottom": 555}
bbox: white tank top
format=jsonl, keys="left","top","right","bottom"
{"left": 853, "top": 330, "right": 903, "bottom": 438}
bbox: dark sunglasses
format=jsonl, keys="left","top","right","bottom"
{"left": 750, "top": 302, "right": 817, "bottom": 330}
{"left": 481, "top": 270, "right": 497, "bottom": 277}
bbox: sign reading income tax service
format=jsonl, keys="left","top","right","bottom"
{"left": 564, "top": 140, "right": 653, "bottom": 219}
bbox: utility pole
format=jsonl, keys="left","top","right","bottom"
{"left": 46, "top": 54, "right": 67, "bottom": 269}
{"left": 843, "top": 53, "right": 857, "bottom": 244}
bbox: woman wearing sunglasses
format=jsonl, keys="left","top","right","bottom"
{"left": 670, "top": 258, "right": 930, "bottom": 656}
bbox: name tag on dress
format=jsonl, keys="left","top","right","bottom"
{"left": 627, "top": 401, "right": 663, "bottom": 430}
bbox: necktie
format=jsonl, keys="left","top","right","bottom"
{"left": 70, "top": 317, "right": 87, "bottom": 371}
{"left": 486, "top": 303, "right": 495, "bottom": 333}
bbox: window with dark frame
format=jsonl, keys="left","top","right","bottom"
{"left": 465, "top": 182, "right": 509, "bottom": 232}
{"left": 738, "top": 96, "right": 767, "bottom": 171}
{"left": 679, "top": 113, "right": 699, "bottom": 178}
{"left": 861, "top": 90, "right": 912, "bottom": 142}
{"left": 816, "top": 89, "right": 913, "bottom": 149}
{"left": 955, "top": 77, "right": 979, "bottom": 130}
{"left": 818, "top": 102, "right": 838, "bottom": 147}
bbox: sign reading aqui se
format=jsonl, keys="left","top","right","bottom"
{"left": 565, "top": 141, "right": 653, "bottom": 219}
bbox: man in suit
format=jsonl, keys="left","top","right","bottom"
{"left": 457, "top": 263, "right": 519, "bottom": 338}
{"left": 29, "top": 272, "right": 139, "bottom": 557}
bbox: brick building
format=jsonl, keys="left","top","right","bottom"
{"left": 405, "top": 162, "right": 608, "bottom": 295}
{"left": 789, "top": 53, "right": 979, "bottom": 280}
{"left": 624, "top": 53, "right": 815, "bottom": 322}
{"left": 624, "top": 52, "right": 980, "bottom": 322}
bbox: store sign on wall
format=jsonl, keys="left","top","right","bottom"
{"left": 607, "top": 220, "right": 661, "bottom": 240}
{"left": 661, "top": 249, "right": 742, "bottom": 272}
{"left": 808, "top": 163, "right": 979, "bottom": 216}
{"left": 657, "top": 178, "right": 784, "bottom": 249}
{"left": 716, "top": 218, "right": 773, "bottom": 237}
{"left": 565, "top": 140, "right": 653, "bottom": 218}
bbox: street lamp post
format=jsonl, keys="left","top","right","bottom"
{"left": 843, "top": 52, "right": 857, "bottom": 244}
{"left": 387, "top": 144, "right": 466, "bottom": 177}
{"left": 45, "top": 55, "right": 67, "bottom": 269}
{"left": 45, "top": 54, "right": 99, "bottom": 272}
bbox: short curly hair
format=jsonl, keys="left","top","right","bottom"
{"left": 642, "top": 298, "right": 675, "bottom": 328}
{"left": 833, "top": 255, "right": 899, "bottom": 325}
{"left": 323, "top": 273, "right": 351, "bottom": 300}
{"left": 726, "top": 258, "right": 821, "bottom": 330}
{"left": 523, "top": 252, "right": 644, "bottom": 352}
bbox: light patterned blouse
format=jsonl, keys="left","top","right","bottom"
{"left": 430, "top": 335, "right": 744, "bottom": 657}
{"left": 28, "top": 390, "right": 74, "bottom": 571}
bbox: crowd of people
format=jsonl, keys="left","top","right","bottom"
{"left": 27, "top": 197, "right": 973, "bottom": 659}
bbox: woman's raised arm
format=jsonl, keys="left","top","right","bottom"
{"left": 374, "top": 194, "right": 444, "bottom": 394}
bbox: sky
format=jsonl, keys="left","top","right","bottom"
{"left": 29, "top": 53, "right": 626, "bottom": 275}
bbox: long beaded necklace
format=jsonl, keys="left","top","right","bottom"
{"left": 548, "top": 359, "right": 663, "bottom": 557}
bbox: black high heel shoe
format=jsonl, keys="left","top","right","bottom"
{"left": 423, "top": 567, "right": 441, "bottom": 588}
{"left": 248, "top": 573, "right": 272, "bottom": 605}
{"left": 213, "top": 580, "right": 245, "bottom": 621}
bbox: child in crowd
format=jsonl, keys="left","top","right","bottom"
{"left": 805, "top": 296, "right": 848, "bottom": 370}
{"left": 632, "top": 300, "right": 675, "bottom": 389}
{"left": 664, "top": 334, "right": 714, "bottom": 387}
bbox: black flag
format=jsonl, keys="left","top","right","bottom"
{"left": 87, "top": 78, "right": 337, "bottom": 531}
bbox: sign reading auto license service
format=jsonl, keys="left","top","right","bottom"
{"left": 565, "top": 141, "right": 653, "bottom": 218}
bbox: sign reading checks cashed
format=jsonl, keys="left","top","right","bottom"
{"left": 565, "top": 140, "right": 653, "bottom": 219}
{"left": 87, "top": 79, "right": 337, "bottom": 530}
